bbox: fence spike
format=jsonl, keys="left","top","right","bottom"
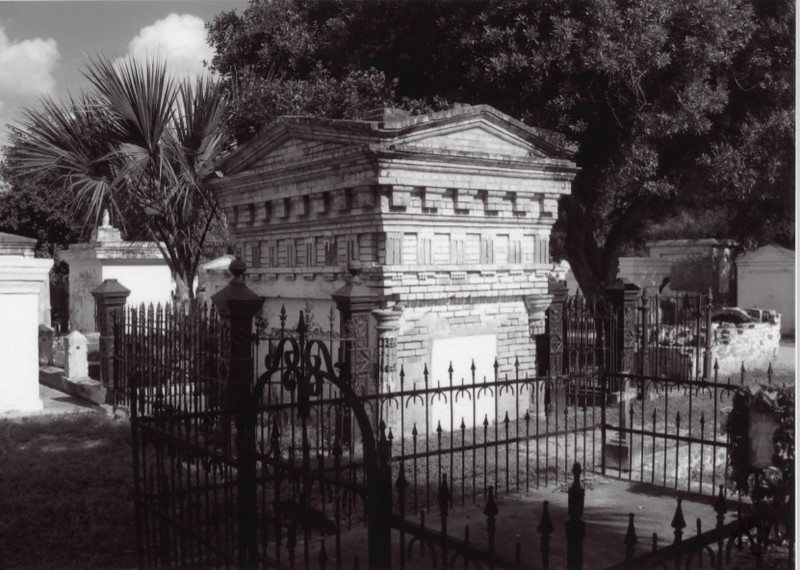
{"left": 448, "top": 361, "right": 454, "bottom": 376}
{"left": 460, "top": 417, "right": 466, "bottom": 431}
{"left": 740, "top": 361, "right": 745, "bottom": 385}
{"left": 436, "top": 420, "right": 442, "bottom": 435}
{"left": 767, "top": 362, "right": 773, "bottom": 384}
{"left": 423, "top": 363, "right": 429, "bottom": 383}
{"left": 399, "top": 364, "right": 405, "bottom": 387}
{"left": 671, "top": 498, "right": 686, "bottom": 544}
{"left": 483, "top": 414, "right": 489, "bottom": 428}
{"left": 624, "top": 513, "right": 637, "bottom": 562}
{"left": 503, "top": 411, "right": 510, "bottom": 426}
{"left": 411, "top": 423, "right": 418, "bottom": 438}
{"left": 396, "top": 463, "right": 408, "bottom": 495}
{"left": 471, "top": 359, "right": 476, "bottom": 374}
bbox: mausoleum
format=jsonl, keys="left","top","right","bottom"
{"left": 207, "top": 105, "right": 577, "bottom": 417}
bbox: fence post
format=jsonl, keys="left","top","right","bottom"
{"left": 671, "top": 498, "right": 686, "bottom": 545}
{"left": 602, "top": 279, "right": 640, "bottom": 472}
{"left": 565, "top": 462, "right": 585, "bottom": 570}
{"left": 370, "top": 419, "right": 393, "bottom": 570}
{"left": 714, "top": 485, "right": 727, "bottom": 569}
{"left": 91, "top": 279, "right": 130, "bottom": 404}
{"left": 704, "top": 288, "right": 714, "bottom": 379}
{"left": 484, "top": 485, "right": 499, "bottom": 560}
{"left": 537, "top": 500, "right": 554, "bottom": 570}
{"left": 210, "top": 258, "right": 265, "bottom": 569}
{"left": 438, "top": 474, "right": 452, "bottom": 569}
{"left": 525, "top": 291, "right": 553, "bottom": 375}
{"left": 545, "top": 278, "right": 568, "bottom": 376}
{"left": 624, "top": 513, "right": 637, "bottom": 565}
{"left": 332, "top": 266, "right": 382, "bottom": 395}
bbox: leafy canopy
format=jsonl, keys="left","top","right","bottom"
{"left": 208, "top": 0, "right": 793, "bottom": 295}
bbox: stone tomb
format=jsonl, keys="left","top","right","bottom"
{"left": 61, "top": 213, "right": 174, "bottom": 333}
{"left": 207, "top": 105, "right": 578, "bottom": 428}
{"left": 0, "top": 232, "right": 53, "bottom": 413}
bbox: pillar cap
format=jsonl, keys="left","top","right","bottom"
{"left": 331, "top": 267, "right": 381, "bottom": 309}
{"left": 91, "top": 278, "right": 131, "bottom": 302}
{"left": 211, "top": 258, "right": 265, "bottom": 317}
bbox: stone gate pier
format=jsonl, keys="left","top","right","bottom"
{"left": 0, "top": 232, "right": 53, "bottom": 413}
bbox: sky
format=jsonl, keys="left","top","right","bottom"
{"left": 0, "top": 0, "right": 249, "bottom": 150}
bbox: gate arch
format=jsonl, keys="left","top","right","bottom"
{"left": 249, "top": 311, "right": 391, "bottom": 569}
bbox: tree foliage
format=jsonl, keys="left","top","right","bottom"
{"left": 8, "top": 58, "right": 232, "bottom": 300}
{"left": 0, "top": 145, "right": 84, "bottom": 257}
{"left": 209, "top": 0, "right": 794, "bottom": 295}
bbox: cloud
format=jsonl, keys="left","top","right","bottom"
{"left": 124, "top": 13, "right": 214, "bottom": 79}
{"left": 0, "top": 27, "right": 59, "bottom": 97}
{"left": 0, "top": 27, "right": 60, "bottom": 150}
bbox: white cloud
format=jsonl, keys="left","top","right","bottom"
{"left": 0, "top": 27, "right": 59, "bottom": 97}
{"left": 124, "top": 13, "right": 214, "bottom": 79}
{"left": 0, "top": 27, "right": 60, "bottom": 150}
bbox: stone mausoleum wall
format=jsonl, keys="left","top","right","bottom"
{"left": 208, "top": 105, "right": 578, "bottom": 429}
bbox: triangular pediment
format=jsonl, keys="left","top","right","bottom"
{"left": 391, "top": 121, "right": 547, "bottom": 158}
{"left": 246, "top": 136, "right": 353, "bottom": 171}
{"left": 215, "top": 104, "right": 576, "bottom": 177}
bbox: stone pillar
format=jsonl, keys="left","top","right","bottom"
{"left": 372, "top": 305, "right": 402, "bottom": 391}
{"left": 332, "top": 267, "right": 382, "bottom": 393}
{"left": 211, "top": 258, "right": 265, "bottom": 567}
{"left": 602, "top": 278, "right": 641, "bottom": 471}
{"left": 525, "top": 291, "right": 554, "bottom": 419}
{"left": 92, "top": 279, "right": 130, "bottom": 402}
{"left": 0, "top": 255, "right": 53, "bottom": 414}
{"left": 372, "top": 305, "right": 402, "bottom": 427}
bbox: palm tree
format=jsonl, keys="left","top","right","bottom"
{"left": 11, "top": 56, "right": 231, "bottom": 301}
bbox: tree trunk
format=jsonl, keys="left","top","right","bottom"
{"left": 563, "top": 199, "right": 618, "bottom": 298}
{"left": 173, "top": 273, "right": 193, "bottom": 303}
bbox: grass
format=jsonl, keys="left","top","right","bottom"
{"left": 0, "top": 413, "right": 136, "bottom": 569}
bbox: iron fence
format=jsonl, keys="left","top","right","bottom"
{"left": 117, "top": 284, "right": 779, "bottom": 569}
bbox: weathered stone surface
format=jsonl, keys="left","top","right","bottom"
{"left": 61, "top": 218, "right": 172, "bottom": 333}
{"left": 204, "top": 104, "right": 578, "bottom": 426}
{"left": 65, "top": 330, "right": 89, "bottom": 379}
{"left": 0, "top": 247, "right": 52, "bottom": 414}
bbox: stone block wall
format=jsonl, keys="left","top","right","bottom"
{"left": 710, "top": 321, "right": 780, "bottom": 377}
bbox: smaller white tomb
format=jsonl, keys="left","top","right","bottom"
{"left": 60, "top": 213, "right": 174, "bottom": 333}
{"left": 737, "top": 245, "right": 796, "bottom": 335}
